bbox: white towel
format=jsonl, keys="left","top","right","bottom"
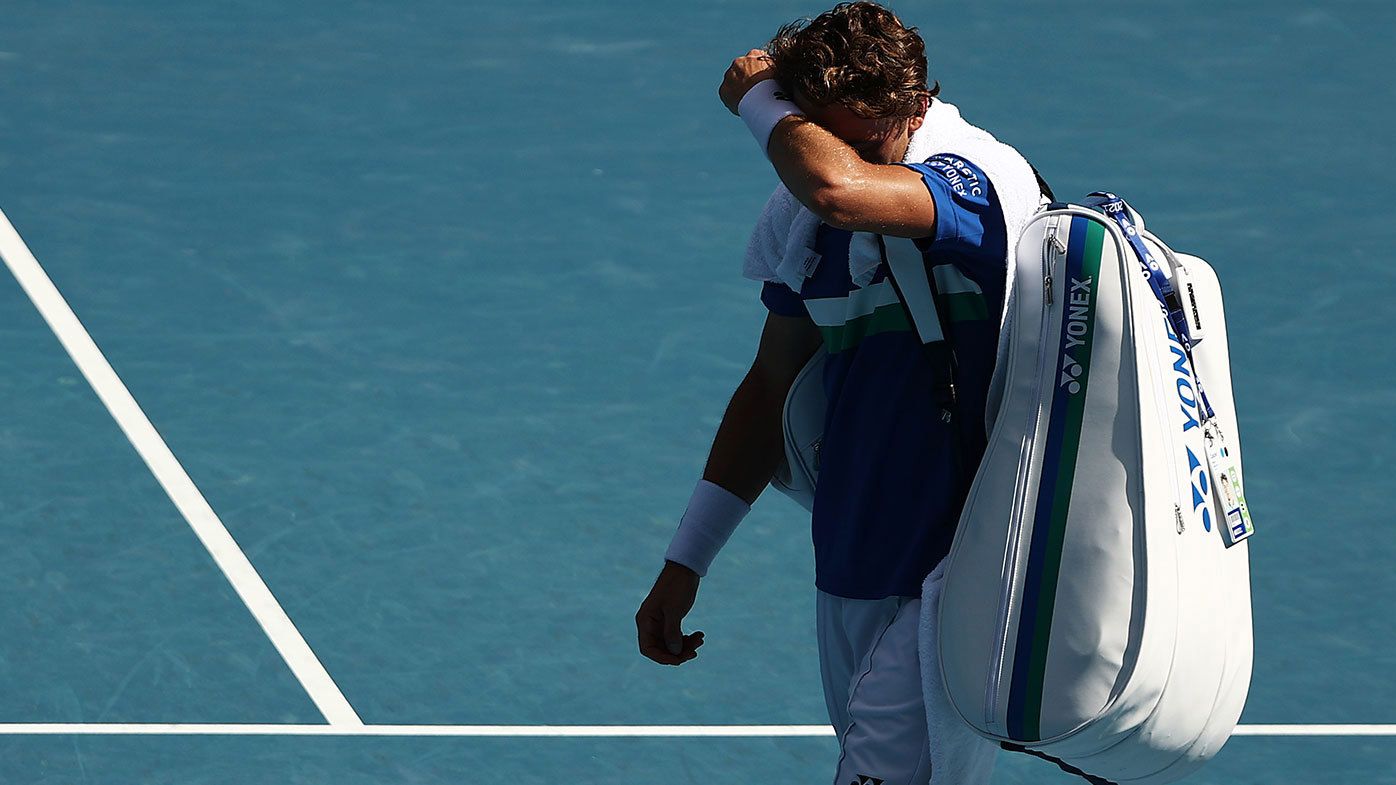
{"left": 742, "top": 98, "right": 1045, "bottom": 297}
{"left": 919, "top": 560, "right": 1000, "bottom": 783}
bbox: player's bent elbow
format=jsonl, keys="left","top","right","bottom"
{"left": 807, "top": 182, "right": 863, "bottom": 232}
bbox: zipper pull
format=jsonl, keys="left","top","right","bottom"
{"left": 1042, "top": 227, "right": 1062, "bottom": 305}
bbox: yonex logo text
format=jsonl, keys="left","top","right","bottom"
{"left": 1164, "top": 320, "right": 1201, "bottom": 433}
{"left": 1058, "top": 275, "right": 1094, "bottom": 395}
{"left": 1064, "top": 276, "right": 1093, "bottom": 348}
{"left": 927, "top": 155, "right": 983, "bottom": 198}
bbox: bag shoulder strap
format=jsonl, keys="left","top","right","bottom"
{"left": 881, "top": 235, "right": 957, "bottom": 416}
{"left": 1086, "top": 192, "right": 1216, "bottom": 422}
{"left": 880, "top": 235, "right": 986, "bottom": 497}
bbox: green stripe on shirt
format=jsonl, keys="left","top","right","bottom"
{"left": 818, "top": 302, "right": 913, "bottom": 353}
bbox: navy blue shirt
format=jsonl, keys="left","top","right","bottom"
{"left": 761, "top": 154, "right": 1009, "bottom": 599}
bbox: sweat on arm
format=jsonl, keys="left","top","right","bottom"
{"left": 765, "top": 113, "right": 940, "bottom": 239}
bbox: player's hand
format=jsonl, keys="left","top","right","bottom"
{"left": 719, "top": 49, "right": 777, "bottom": 116}
{"left": 636, "top": 560, "right": 705, "bottom": 666}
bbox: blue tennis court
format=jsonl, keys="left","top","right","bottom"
{"left": 0, "top": 1, "right": 1391, "bottom": 782}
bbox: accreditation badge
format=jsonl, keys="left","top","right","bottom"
{"left": 1203, "top": 420, "right": 1255, "bottom": 546}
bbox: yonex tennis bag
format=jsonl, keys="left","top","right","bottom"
{"left": 936, "top": 194, "right": 1255, "bottom": 784}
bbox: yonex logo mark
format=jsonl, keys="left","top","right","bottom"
{"left": 1059, "top": 353, "right": 1083, "bottom": 394}
{"left": 851, "top": 777, "right": 885, "bottom": 785}
{"left": 1187, "top": 447, "right": 1214, "bottom": 533}
{"left": 1058, "top": 275, "right": 1093, "bottom": 395}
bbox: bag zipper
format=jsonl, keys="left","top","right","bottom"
{"left": 982, "top": 220, "right": 1065, "bottom": 730}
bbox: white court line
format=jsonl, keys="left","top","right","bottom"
{"left": 0, "top": 725, "right": 825, "bottom": 737}
{"left": 0, "top": 207, "right": 362, "bottom": 727}
{"left": 3, "top": 208, "right": 1390, "bottom": 746}
{"left": 1232, "top": 724, "right": 1396, "bottom": 737}
{"left": 0, "top": 724, "right": 1390, "bottom": 737}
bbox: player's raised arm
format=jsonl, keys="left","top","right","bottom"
{"left": 719, "top": 50, "right": 936, "bottom": 238}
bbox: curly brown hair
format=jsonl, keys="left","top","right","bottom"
{"left": 766, "top": 2, "right": 938, "bottom": 119}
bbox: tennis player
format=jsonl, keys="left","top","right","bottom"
{"left": 637, "top": 4, "right": 1048, "bottom": 782}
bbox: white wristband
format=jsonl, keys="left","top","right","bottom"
{"left": 738, "top": 79, "right": 803, "bottom": 158}
{"left": 663, "top": 479, "right": 751, "bottom": 577}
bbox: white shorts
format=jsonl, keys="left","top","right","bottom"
{"left": 817, "top": 590, "right": 930, "bottom": 785}
{"left": 815, "top": 586, "right": 1005, "bottom": 782}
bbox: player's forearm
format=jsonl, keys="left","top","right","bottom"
{"left": 766, "top": 117, "right": 929, "bottom": 235}
{"left": 700, "top": 370, "right": 789, "bottom": 506}
{"left": 766, "top": 115, "right": 873, "bottom": 228}
{"left": 722, "top": 59, "right": 935, "bottom": 237}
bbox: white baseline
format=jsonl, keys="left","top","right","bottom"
{"left": 0, "top": 208, "right": 361, "bottom": 726}
{"left": 0, "top": 724, "right": 1389, "bottom": 737}
{"left": 1, "top": 210, "right": 1388, "bottom": 744}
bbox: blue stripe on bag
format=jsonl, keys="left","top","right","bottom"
{"left": 1005, "top": 214, "right": 1089, "bottom": 740}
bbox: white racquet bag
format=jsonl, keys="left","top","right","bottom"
{"left": 936, "top": 194, "right": 1255, "bottom": 784}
